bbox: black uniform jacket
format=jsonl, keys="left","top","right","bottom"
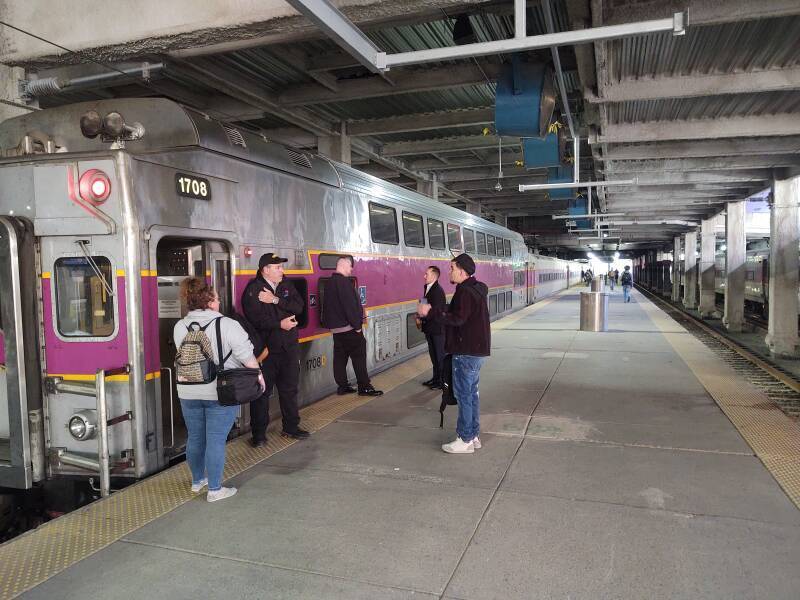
{"left": 420, "top": 280, "right": 447, "bottom": 336}
{"left": 242, "top": 273, "right": 304, "bottom": 353}
{"left": 321, "top": 272, "right": 363, "bottom": 331}
{"left": 434, "top": 276, "right": 491, "bottom": 357}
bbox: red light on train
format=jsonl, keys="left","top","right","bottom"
{"left": 78, "top": 169, "right": 111, "bottom": 204}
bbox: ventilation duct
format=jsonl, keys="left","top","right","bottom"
{"left": 494, "top": 59, "right": 555, "bottom": 138}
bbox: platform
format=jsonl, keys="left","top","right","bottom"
{"left": 4, "top": 287, "right": 800, "bottom": 600}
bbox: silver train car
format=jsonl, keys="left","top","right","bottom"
{"left": 0, "top": 98, "right": 582, "bottom": 504}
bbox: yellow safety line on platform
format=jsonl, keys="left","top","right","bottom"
{"left": 637, "top": 290, "right": 800, "bottom": 510}
{"left": 0, "top": 294, "right": 564, "bottom": 599}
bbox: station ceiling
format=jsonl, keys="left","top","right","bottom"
{"left": 8, "top": 0, "right": 800, "bottom": 254}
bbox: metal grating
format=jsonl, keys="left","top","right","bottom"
{"left": 222, "top": 125, "right": 247, "bottom": 148}
{"left": 286, "top": 148, "right": 312, "bottom": 168}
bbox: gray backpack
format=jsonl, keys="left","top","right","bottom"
{"left": 175, "top": 319, "right": 223, "bottom": 384}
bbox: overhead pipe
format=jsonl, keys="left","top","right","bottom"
{"left": 23, "top": 63, "right": 165, "bottom": 99}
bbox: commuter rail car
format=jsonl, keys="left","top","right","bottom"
{"left": 0, "top": 98, "right": 582, "bottom": 498}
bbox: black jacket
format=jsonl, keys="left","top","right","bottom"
{"left": 420, "top": 280, "right": 447, "bottom": 335}
{"left": 321, "top": 272, "right": 363, "bottom": 331}
{"left": 435, "top": 276, "right": 491, "bottom": 357}
{"left": 241, "top": 274, "right": 304, "bottom": 353}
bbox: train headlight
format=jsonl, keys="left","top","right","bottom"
{"left": 78, "top": 169, "right": 111, "bottom": 204}
{"left": 68, "top": 410, "right": 97, "bottom": 441}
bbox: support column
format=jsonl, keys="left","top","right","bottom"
{"left": 0, "top": 65, "right": 31, "bottom": 123}
{"left": 416, "top": 173, "right": 439, "bottom": 201}
{"left": 723, "top": 201, "right": 746, "bottom": 332}
{"left": 699, "top": 217, "right": 717, "bottom": 317}
{"left": 683, "top": 231, "right": 697, "bottom": 309}
{"left": 316, "top": 122, "right": 351, "bottom": 165}
{"left": 766, "top": 176, "right": 800, "bottom": 358}
{"left": 672, "top": 236, "right": 681, "bottom": 302}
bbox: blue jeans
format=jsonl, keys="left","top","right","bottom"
{"left": 180, "top": 400, "right": 238, "bottom": 491}
{"left": 452, "top": 354, "right": 486, "bottom": 441}
{"left": 622, "top": 285, "right": 632, "bottom": 302}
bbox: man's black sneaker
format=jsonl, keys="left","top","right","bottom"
{"left": 358, "top": 387, "right": 384, "bottom": 397}
{"left": 427, "top": 381, "right": 444, "bottom": 390}
{"left": 337, "top": 385, "right": 357, "bottom": 395}
{"left": 282, "top": 428, "right": 310, "bottom": 439}
{"left": 251, "top": 438, "right": 266, "bottom": 448}
{"left": 422, "top": 378, "right": 436, "bottom": 386}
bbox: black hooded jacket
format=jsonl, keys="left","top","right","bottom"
{"left": 433, "top": 276, "right": 491, "bottom": 357}
{"left": 241, "top": 273, "right": 304, "bottom": 353}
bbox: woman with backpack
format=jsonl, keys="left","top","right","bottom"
{"left": 174, "top": 277, "right": 265, "bottom": 502}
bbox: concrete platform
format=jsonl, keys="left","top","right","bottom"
{"left": 20, "top": 288, "right": 800, "bottom": 599}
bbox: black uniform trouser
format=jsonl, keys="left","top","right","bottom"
{"left": 425, "top": 332, "right": 446, "bottom": 382}
{"left": 250, "top": 345, "right": 300, "bottom": 439}
{"left": 332, "top": 330, "right": 370, "bottom": 389}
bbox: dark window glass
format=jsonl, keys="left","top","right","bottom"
{"left": 447, "top": 223, "right": 462, "bottom": 251}
{"left": 463, "top": 228, "right": 476, "bottom": 253}
{"left": 489, "top": 294, "right": 498, "bottom": 316}
{"left": 504, "top": 239, "right": 511, "bottom": 257}
{"left": 406, "top": 313, "right": 427, "bottom": 349}
{"left": 319, "top": 253, "right": 353, "bottom": 270}
{"left": 498, "top": 292, "right": 506, "bottom": 313}
{"left": 284, "top": 277, "right": 309, "bottom": 328}
{"left": 496, "top": 238, "right": 504, "bottom": 256}
{"left": 368, "top": 202, "right": 399, "bottom": 245}
{"left": 476, "top": 232, "right": 487, "bottom": 254}
{"left": 427, "top": 218, "right": 445, "bottom": 249}
{"left": 506, "top": 291, "right": 512, "bottom": 309}
{"left": 54, "top": 256, "right": 115, "bottom": 337}
{"left": 487, "top": 235, "right": 496, "bottom": 256}
{"left": 402, "top": 212, "right": 425, "bottom": 248}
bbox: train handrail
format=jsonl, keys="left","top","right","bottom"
{"left": 96, "top": 364, "right": 131, "bottom": 497}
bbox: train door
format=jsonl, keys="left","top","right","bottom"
{"left": 526, "top": 262, "right": 535, "bottom": 304}
{"left": 0, "top": 218, "right": 43, "bottom": 489}
{"left": 155, "top": 238, "right": 233, "bottom": 456}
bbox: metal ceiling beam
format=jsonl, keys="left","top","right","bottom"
{"left": 347, "top": 107, "right": 494, "bottom": 137}
{"left": 625, "top": 170, "right": 772, "bottom": 186}
{"left": 278, "top": 62, "right": 502, "bottom": 106}
{"left": 284, "top": 0, "right": 382, "bottom": 73}
{"left": 409, "top": 153, "right": 524, "bottom": 170}
{"left": 381, "top": 135, "right": 521, "bottom": 157}
{"left": 600, "top": 136, "right": 800, "bottom": 160}
{"left": 437, "top": 166, "right": 542, "bottom": 182}
{"left": 597, "top": 115, "right": 800, "bottom": 144}
{"left": 591, "top": 67, "right": 800, "bottom": 103}
{"left": 449, "top": 177, "right": 547, "bottom": 192}
{"left": 602, "top": 0, "right": 800, "bottom": 26}
{"left": 605, "top": 155, "right": 800, "bottom": 173}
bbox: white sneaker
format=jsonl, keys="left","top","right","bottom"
{"left": 471, "top": 437, "right": 482, "bottom": 449}
{"left": 442, "top": 437, "right": 474, "bottom": 454}
{"left": 207, "top": 486, "right": 238, "bottom": 502}
{"left": 191, "top": 478, "right": 208, "bottom": 493}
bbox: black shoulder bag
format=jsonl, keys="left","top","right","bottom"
{"left": 215, "top": 318, "right": 264, "bottom": 406}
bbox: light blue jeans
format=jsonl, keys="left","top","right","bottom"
{"left": 180, "top": 400, "right": 238, "bottom": 491}
{"left": 452, "top": 354, "right": 486, "bottom": 441}
{"left": 622, "top": 285, "right": 632, "bottom": 302}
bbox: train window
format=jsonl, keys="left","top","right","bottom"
{"left": 54, "top": 256, "right": 115, "bottom": 338}
{"left": 496, "top": 238, "right": 504, "bottom": 257}
{"left": 406, "top": 312, "right": 427, "bottom": 349}
{"left": 489, "top": 294, "right": 498, "bottom": 316}
{"left": 463, "top": 228, "right": 476, "bottom": 253}
{"left": 506, "top": 291, "right": 512, "bottom": 308}
{"left": 368, "top": 202, "right": 399, "bottom": 245}
{"left": 503, "top": 239, "right": 511, "bottom": 257}
{"left": 476, "top": 231, "right": 487, "bottom": 254}
{"left": 447, "top": 223, "right": 462, "bottom": 251}
{"left": 402, "top": 212, "right": 425, "bottom": 248}
{"left": 427, "top": 218, "right": 446, "bottom": 249}
{"left": 487, "top": 235, "right": 496, "bottom": 256}
{"left": 318, "top": 253, "right": 353, "bottom": 270}
{"left": 746, "top": 271, "right": 755, "bottom": 281}
{"left": 284, "top": 277, "right": 309, "bottom": 328}
{"left": 498, "top": 292, "right": 506, "bottom": 313}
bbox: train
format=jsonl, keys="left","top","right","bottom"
{"left": 0, "top": 98, "right": 582, "bottom": 524}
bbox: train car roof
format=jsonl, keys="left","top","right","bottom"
{"left": 0, "top": 97, "right": 520, "bottom": 241}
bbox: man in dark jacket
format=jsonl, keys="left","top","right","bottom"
{"left": 320, "top": 256, "right": 383, "bottom": 397}
{"left": 418, "top": 265, "right": 447, "bottom": 389}
{"left": 418, "top": 253, "right": 490, "bottom": 454}
{"left": 242, "top": 252, "right": 309, "bottom": 445}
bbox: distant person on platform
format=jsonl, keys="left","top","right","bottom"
{"left": 621, "top": 265, "right": 633, "bottom": 303}
{"left": 417, "top": 265, "right": 447, "bottom": 389}
{"left": 243, "top": 252, "right": 309, "bottom": 445}
{"left": 321, "top": 256, "right": 383, "bottom": 397}
{"left": 608, "top": 270, "right": 616, "bottom": 290}
{"left": 418, "top": 253, "right": 490, "bottom": 454}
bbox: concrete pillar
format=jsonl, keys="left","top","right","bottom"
{"left": 699, "top": 217, "right": 717, "bottom": 317}
{"left": 766, "top": 176, "right": 800, "bottom": 358}
{"left": 416, "top": 173, "right": 439, "bottom": 201}
{"left": 0, "top": 65, "right": 31, "bottom": 123}
{"left": 683, "top": 231, "right": 698, "bottom": 309}
{"left": 317, "top": 122, "right": 351, "bottom": 165}
{"left": 672, "top": 236, "right": 681, "bottom": 302}
{"left": 723, "top": 200, "right": 746, "bottom": 332}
